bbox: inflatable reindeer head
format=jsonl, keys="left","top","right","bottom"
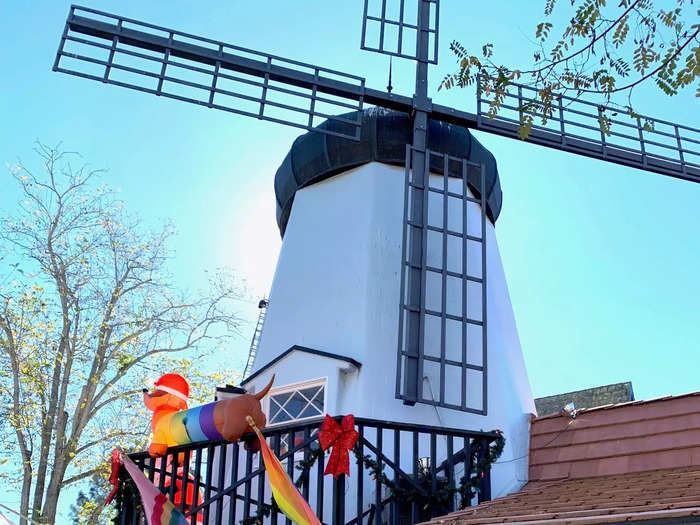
{"left": 215, "top": 375, "right": 274, "bottom": 442}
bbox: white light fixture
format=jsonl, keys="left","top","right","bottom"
{"left": 562, "top": 402, "right": 577, "bottom": 419}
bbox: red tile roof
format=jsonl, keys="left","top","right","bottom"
{"left": 530, "top": 391, "right": 700, "bottom": 481}
{"left": 426, "top": 466, "right": 700, "bottom": 525}
{"left": 425, "top": 391, "right": 700, "bottom": 525}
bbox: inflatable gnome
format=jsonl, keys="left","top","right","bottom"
{"left": 143, "top": 373, "right": 273, "bottom": 457}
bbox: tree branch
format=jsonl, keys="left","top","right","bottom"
{"left": 61, "top": 467, "right": 103, "bottom": 489}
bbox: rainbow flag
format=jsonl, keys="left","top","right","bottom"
{"left": 250, "top": 422, "right": 321, "bottom": 525}
{"left": 122, "top": 454, "right": 189, "bottom": 525}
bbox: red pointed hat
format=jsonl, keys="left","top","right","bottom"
{"left": 154, "top": 373, "right": 189, "bottom": 402}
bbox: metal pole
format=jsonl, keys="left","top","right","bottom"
{"left": 403, "top": 0, "right": 432, "bottom": 404}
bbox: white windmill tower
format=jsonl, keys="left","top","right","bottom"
{"left": 240, "top": 108, "right": 534, "bottom": 495}
{"left": 53, "top": 2, "right": 699, "bottom": 523}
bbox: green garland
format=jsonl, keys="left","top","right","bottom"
{"left": 239, "top": 431, "right": 505, "bottom": 525}
{"left": 463, "top": 430, "right": 506, "bottom": 507}
{"left": 353, "top": 430, "right": 505, "bottom": 513}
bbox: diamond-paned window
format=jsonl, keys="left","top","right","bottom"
{"left": 268, "top": 381, "right": 325, "bottom": 425}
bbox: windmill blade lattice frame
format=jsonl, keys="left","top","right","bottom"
{"left": 477, "top": 82, "right": 700, "bottom": 183}
{"left": 397, "top": 146, "right": 488, "bottom": 414}
{"left": 54, "top": 5, "right": 366, "bottom": 140}
{"left": 361, "top": 0, "right": 440, "bottom": 64}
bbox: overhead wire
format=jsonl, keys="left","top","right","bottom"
{"left": 492, "top": 417, "right": 577, "bottom": 465}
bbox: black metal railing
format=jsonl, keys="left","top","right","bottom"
{"left": 114, "top": 417, "right": 500, "bottom": 525}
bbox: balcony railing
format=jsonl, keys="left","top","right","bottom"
{"left": 114, "top": 416, "right": 501, "bottom": 525}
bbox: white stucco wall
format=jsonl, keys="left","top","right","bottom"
{"left": 246, "top": 161, "right": 535, "bottom": 502}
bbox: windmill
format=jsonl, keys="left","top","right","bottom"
{"left": 53, "top": 1, "right": 700, "bottom": 516}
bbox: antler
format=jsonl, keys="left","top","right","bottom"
{"left": 253, "top": 374, "right": 275, "bottom": 400}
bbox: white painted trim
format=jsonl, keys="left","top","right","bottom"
{"left": 265, "top": 376, "right": 328, "bottom": 427}
{"left": 155, "top": 384, "right": 188, "bottom": 401}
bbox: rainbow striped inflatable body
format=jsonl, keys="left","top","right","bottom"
{"left": 153, "top": 402, "right": 224, "bottom": 449}
{"left": 145, "top": 375, "right": 274, "bottom": 457}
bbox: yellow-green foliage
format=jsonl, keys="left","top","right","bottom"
{"left": 440, "top": 0, "right": 699, "bottom": 139}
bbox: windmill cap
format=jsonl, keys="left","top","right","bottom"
{"left": 154, "top": 373, "right": 189, "bottom": 401}
{"left": 274, "top": 108, "right": 502, "bottom": 237}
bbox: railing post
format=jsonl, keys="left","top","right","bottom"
{"left": 517, "top": 85, "right": 523, "bottom": 125}
{"left": 127, "top": 478, "right": 139, "bottom": 525}
{"left": 204, "top": 445, "right": 215, "bottom": 525}
{"left": 393, "top": 429, "right": 401, "bottom": 525}
{"left": 598, "top": 106, "right": 608, "bottom": 159}
{"left": 356, "top": 425, "right": 365, "bottom": 525}
{"left": 637, "top": 117, "right": 647, "bottom": 169}
{"left": 477, "top": 438, "right": 491, "bottom": 503}
{"left": 463, "top": 437, "right": 473, "bottom": 508}
{"left": 558, "top": 96, "right": 566, "bottom": 146}
{"left": 476, "top": 80, "right": 482, "bottom": 126}
{"left": 333, "top": 474, "right": 346, "bottom": 525}
{"left": 114, "top": 467, "right": 125, "bottom": 525}
{"left": 446, "top": 436, "right": 455, "bottom": 512}
{"left": 375, "top": 428, "right": 384, "bottom": 525}
{"left": 675, "top": 125, "right": 687, "bottom": 174}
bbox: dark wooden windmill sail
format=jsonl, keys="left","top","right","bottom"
{"left": 53, "top": 2, "right": 700, "bottom": 415}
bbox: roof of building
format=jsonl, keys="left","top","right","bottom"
{"left": 534, "top": 382, "right": 634, "bottom": 417}
{"left": 529, "top": 390, "right": 700, "bottom": 481}
{"left": 240, "top": 345, "right": 361, "bottom": 386}
{"left": 215, "top": 384, "right": 247, "bottom": 396}
{"left": 427, "top": 466, "right": 700, "bottom": 525}
{"left": 273, "top": 108, "right": 503, "bottom": 236}
{"left": 425, "top": 390, "right": 700, "bottom": 525}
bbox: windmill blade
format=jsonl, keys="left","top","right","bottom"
{"left": 397, "top": 146, "right": 488, "bottom": 415}
{"left": 53, "top": 7, "right": 699, "bottom": 181}
{"left": 473, "top": 81, "right": 700, "bottom": 183}
{"left": 361, "top": 0, "right": 440, "bottom": 64}
{"left": 53, "top": 5, "right": 369, "bottom": 140}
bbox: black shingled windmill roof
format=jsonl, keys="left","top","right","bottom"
{"left": 53, "top": 2, "right": 700, "bottom": 416}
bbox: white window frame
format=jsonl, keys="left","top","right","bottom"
{"left": 264, "top": 377, "right": 327, "bottom": 427}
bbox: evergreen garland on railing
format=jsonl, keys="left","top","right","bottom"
{"left": 239, "top": 431, "right": 505, "bottom": 525}
{"left": 353, "top": 431, "right": 505, "bottom": 512}
{"left": 462, "top": 431, "right": 505, "bottom": 507}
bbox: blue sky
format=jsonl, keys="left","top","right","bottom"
{"left": 3, "top": 0, "right": 699, "bottom": 399}
{"left": 0, "top": 1, "right": 699, "bottom": 516}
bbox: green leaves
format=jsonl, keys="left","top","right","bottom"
{"left": 634, "top": 45, "right": 660, "bottom": 76}
{"left": 550, "top": 40, "right": 569, "bottom": 61}
{"left": 445, "top": 0, "right": 698, "bottom": 139}
{"left": 536, "top": 22, "right": 553, "bottom": 41}
{"left": 593, "top": 69, "right": 617, "bottom": 92}
{"left": 612, "top": 15, "right": 629, "bottom": 47}
{"left": 597, "top": 111, "right": 612, "bottom": 136}
{"left": 438, "top": 41, "right": 487, "bottom": 92}
{"left": 518, "top": 115, "right": 534, "bottom": 140}
{"left": 116, "top": 352, "right": 136, "bottom": 371}
{"left": 658, "top": 7, "right": 682, "bottom": 28}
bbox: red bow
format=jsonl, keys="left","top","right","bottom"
{"left": 318, "top": 415, "right": 359, "bottom": 479}
{"left": 104, "top": 449, "right": 121, "bottom": 505}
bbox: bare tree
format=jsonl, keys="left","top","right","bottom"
{"left": 0, "top": 144, "right": 242, "bottom": 524}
